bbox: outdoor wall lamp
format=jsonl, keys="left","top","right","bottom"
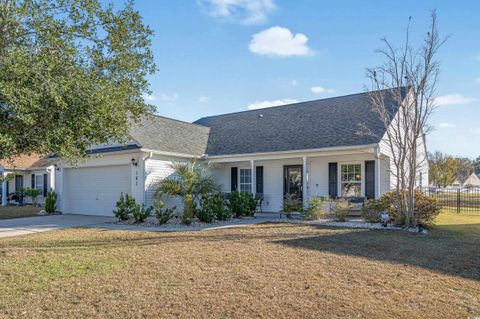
{"left": 131, "top": 158, "right": 138, "bottom": 167}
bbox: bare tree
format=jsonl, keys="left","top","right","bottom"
{"left": 366, "top": 11, "right": 447, "bottom": 226}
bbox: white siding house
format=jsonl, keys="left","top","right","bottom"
{"left": 40, "top": 87, "right": 429, "bottom": 216}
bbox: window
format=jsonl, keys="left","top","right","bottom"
{"left": 239, "top": 169, "right": 252, "bottom": 193}
{"left": 35, "top": 174, "right": 43, "bottom": 194}
{"left": 341, "top": 164, "right": 361, "bottom": 197}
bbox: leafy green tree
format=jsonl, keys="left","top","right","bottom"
{"left": 0, "top": 0, "right": 155, "bottom": 161}
{"left": 474, "top": 156, "right": 480, "bottom": 175}
{"left": 428, "top": 151, "right": 457, "bottom": 187}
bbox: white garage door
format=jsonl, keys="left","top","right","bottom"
{"left": 64, "top": 165, "right": 131, "bottom": 216}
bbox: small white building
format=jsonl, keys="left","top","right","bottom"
{"left": 463, "top": 173, "right": 480, "bottom": 189}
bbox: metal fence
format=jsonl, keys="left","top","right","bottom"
{"left": 421, "top": 187, "right": 480, "bottom": 214}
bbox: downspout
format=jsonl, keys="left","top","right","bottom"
{"left": 142, "top": 152, "right": 153, "bottom": 204}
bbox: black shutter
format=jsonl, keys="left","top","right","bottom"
{"left": 6, "top": 179, "right": 9, "bottom": 195}
{"left": 43, "top": 173, "right": 48, "bottom": 196}
{"left": 31, "top": 174, "right": 35, "bottom": 189}
{"left": 231, "top": 167, "right": 238, "bottom": 192}
{"left": 328, "top": 163, "right": 338, "bottom": 198}
{"left": 365, "top": 161, "right": 375, "bottom": 199}
{"left": 256, "top": 166, "right": 264, "bottom": 194}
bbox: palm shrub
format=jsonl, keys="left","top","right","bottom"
{"left": 152, "top": 200, "right": 176, "bottom": 225}
{"left": 282, "top": 194, "right": 303, "bottom": 218}
{"left": 113, "top": 193, "right": 136, "bottom": 221}
{"left": 333, "top": 199, "right": 350, "bottom": 222}
{"left": 156, "top": 159, "right": 219, "bottom": 224}
{"left": 228, "top": 191, "right": 256, "bottom": 218}
{"left": 132, "top": 204, "right": 152, "bottom": 223}
{"left": 45, "top": 190, "right": 57, "bottom": 214}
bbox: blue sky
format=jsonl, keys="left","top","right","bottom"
{"left": 128, "top": 0, "right": 480, "bottom": 158}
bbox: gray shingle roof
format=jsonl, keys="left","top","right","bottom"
{"left": 129, "top": 114, "right": 210, "bottom": 156}
{"left": 194, "top": 88, "right": 405, "bottom": 156}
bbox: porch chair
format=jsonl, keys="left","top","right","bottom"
{"left": 255, "top": 193, "right": 264, "bottom": 214}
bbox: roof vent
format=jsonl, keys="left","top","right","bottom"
{"left": 258, "top": 114, "right": 263, "bottom": 118}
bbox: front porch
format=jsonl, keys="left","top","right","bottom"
{"left": 209, "top": 146, "right": 391, "bottom": 213}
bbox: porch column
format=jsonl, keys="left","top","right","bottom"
{"left": 375, "top": 148, "right": 381, "bottom": 199}
{"left": 1, "top": 171, "right": 6, "bottom": 207}
{"left": 302, "top": 156, "right": 308, "bottom": 209}
{"left": 250, "top": 160, "right": 256, "bottom": 195}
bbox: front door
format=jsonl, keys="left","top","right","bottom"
{"left": 284, "top": 165, "right": 303, "bottom": 202}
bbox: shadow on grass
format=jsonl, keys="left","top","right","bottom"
{"left": 274, "top": 224, "right": 480, "bottom": 281}
{"left": 1, "top": 222, "right": 479, "bottom": 281}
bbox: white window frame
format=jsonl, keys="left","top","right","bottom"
{"left": 338, "top": 162, "right": 364, "bottom": 197}
{"left": 35, "top": 174, "right": 44, "bottom": 195}
{"left": 239, "top": 168, "right": 252, "bottom": 193}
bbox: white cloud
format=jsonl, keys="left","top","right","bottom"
{"left": 249, "top": 26, "right": 315, "bottom": 57}
{"left": 291, "top": 79, "right": 298, "bottom": 86}
{"left": 438, "top": 122, "right": 456, "bottom": 128}
{"left": 310, "top": 86, "right": 335, "bottom": 94}
{"left": 471, "top": 128, "right": 480, "bottom": 135}
{"left": 434, "top": 94, "right": 476, "bottom": 106}
{"left": 198, "top": 0, "right": 275, "bottom": 25}
{"left": 160, "top": 93, "right": 178, "bottom": 102}
{"left": 247, "top": 98, "right": 298, "bottom": 110}
{"left": 142, "top": 94, "right": 157, "bottom": 102}
{"left": 198, "top": 96, "right": 209, "bottom": 103}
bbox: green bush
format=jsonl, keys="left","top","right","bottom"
{"left": 378, "top": 191, "right": 441, "bottom": 227}
{"left": 304, "top": 196, "right": 330, "bottom": 220}
{"left": 228, "top": 191, "right": 256, "bottom": 218}
{"left": 45, "top": 190, "right": 57, "bottom": 214}
{"left": 24, "top": 188, "right": 42, "bottom": 206}
{"left": 199, "top": 193, "right": 231, "bottom": 222}
{"left": 333, "top": 199, "right": 350, "bottom": 222}
{"left": 181, "top": 194, "right": 196, "bottom": 225}
{"left": 113, "top": 193, "right": 136, "bottom": 221}
{"left": 132, "top": 204, "right": 152, "bottom": 223}
{"left": 282, "top": 194, "right": 303, "bottom": 216}
{"left": 362, "top": 199, "right": 384, "bottom": 223}
{"left": 152, "top": 200, "right": 175, "bottom": 225}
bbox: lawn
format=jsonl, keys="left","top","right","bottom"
{"left": 0, "top": 212, "right": 478, "bottom": 318}
{"left": 0, "top": 205, "right": 41, "bottom": 220}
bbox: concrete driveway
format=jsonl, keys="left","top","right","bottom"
{"left": 0, "top": 214, "right": 115, "bottom": 238}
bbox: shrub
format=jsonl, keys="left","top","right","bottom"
{"left": 152, "top": 200, "right": 175, "bottom": 225}
{"left": 378, "top": 191, "right": 441, "bottom": 227}
{"left": 304, "top": 196, "right": 330, "bottom": 220}
{"left": 113, "top": 193, "right": 136, "bottom": 221}
{"left": 228, "top": 191, "right": 256, "bottom": 218}
{"left": 362, "top": 199, "right": 385, "bottom": 223}
{"left": 283, "top": 194, "right": 303, "bottom": 216}
{"left": 24, "top": 188, "right": 41, "bottom": 206}
{"left": 199, "top": 193, "right": 229, "bottom": 222}
{"left": 333, "top": 199, "right": 350, "bottom": 222}
{"left": 132, "top": 204, "right": 152, "bottom": 223}
{"left": 45, "top": 190, "right": 57, "bottom": 214}
{"left": 412, "top": 191, "right": 441, "bottom": 226}
{"left": 181, "top": 194, "right": 196, "bottom": 225}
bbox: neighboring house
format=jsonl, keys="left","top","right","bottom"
{"left": 0, "top": 154, "right": 54, "bottom": 206}
{"left": 463, "top": 173, "right": 480, "bottom": 189}
{"left": 48, "top": 87, "right": 428, "bottom": 216}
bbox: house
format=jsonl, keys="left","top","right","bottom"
{"left": 45, "top": 87, "right": 428, "bottom": 216}
{"left": 0, "top": 154, "right": 54, "bottom": 206}
{"left": 463, "top": 173, "right": 480, "bottom": 189}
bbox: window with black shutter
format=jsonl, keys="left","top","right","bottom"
{"left": 231, "top": 167, "right": 238, "bottom": 192}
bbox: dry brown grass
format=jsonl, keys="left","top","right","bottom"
{"left": 0, "top": 206, "right": 40, "bottom": 220}
{"left": 0, "top": 213, "right": 479, "bottom": 318}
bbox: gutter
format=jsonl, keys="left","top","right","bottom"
{"left": 203, "top": 143, "right": 379, "bottom": 160}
